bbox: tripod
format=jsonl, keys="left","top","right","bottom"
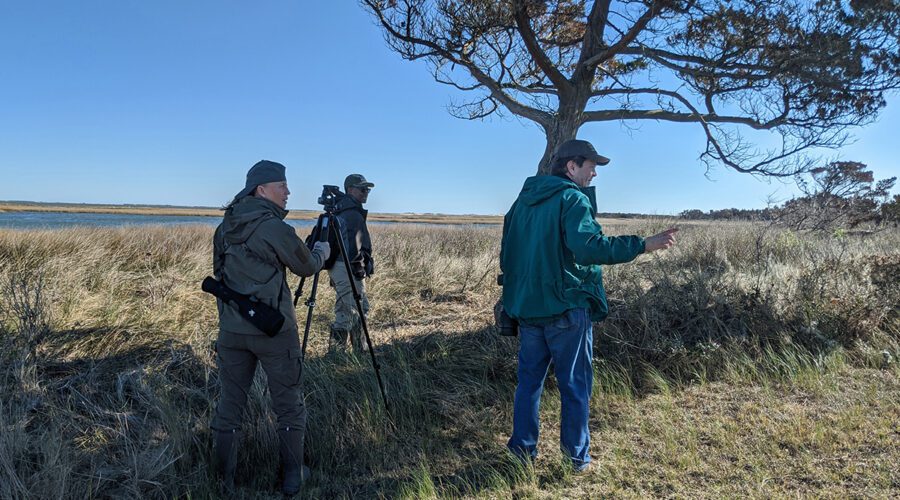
{"left": 293, "top": 209, "right": 390, "bottom": 416}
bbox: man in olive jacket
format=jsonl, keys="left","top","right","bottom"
{"left": 211, "top": 160, "right": 330, "bottom": 494}
{"left": 327, "top": 174, "right": 375, "bottom": 352}
{"left": 501, "top": 139, "right": 677, "bottom": 471}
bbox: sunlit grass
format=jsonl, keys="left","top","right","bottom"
{"left": 0, "top": 222, "right": 897, "bottom": 498}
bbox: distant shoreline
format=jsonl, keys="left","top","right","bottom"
{"left": 0, "top": 201, "right": 504, "bottom": 225}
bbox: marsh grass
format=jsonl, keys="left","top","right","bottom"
{"left": 0, "top": 221, "right": 898, "bottom": 498}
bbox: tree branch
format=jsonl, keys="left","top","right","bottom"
{"left": 582, "top": 2, "right": 664, "bottom": 69}
{"left": 511, "top": 0, "right": 572, "bottom": 92}
{"left": 362, "top": 0, "right": 552, "bottom": 126}
{"left": 578, "top": 0, "right": 612, "bottom": 65}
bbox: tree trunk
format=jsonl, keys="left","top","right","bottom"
{"left": 536, "top": 110, "right": 582, "bottom": 175}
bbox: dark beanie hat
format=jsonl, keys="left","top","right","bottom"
{"left": 232, "top": 160, "right": 287, "bottom": 202}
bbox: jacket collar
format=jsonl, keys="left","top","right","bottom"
{"left": 554, "top": 175, "right": 599, "bottom": 217}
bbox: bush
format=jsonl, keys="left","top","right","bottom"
{"left": 0, "top": 222, "right": 897, "bottom": 497}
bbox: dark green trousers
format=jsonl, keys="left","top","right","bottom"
{"left": 211, "top": 330, "right": 306, "bottom": 431}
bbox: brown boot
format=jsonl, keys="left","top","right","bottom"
{"left": 213, "top": 429, "right": 241, "bottom": 493}
{"left": 278, "top": 427, "right": 310, "bottom": 495}
{"left": 329, "top": 326, "right": 349, "bottom": 353}
{"left": 349, "top": 322, "right": 366, "bottom": 353}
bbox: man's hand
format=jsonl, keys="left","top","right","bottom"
{"left": 644, "top": 228, "right": 678, "bottom": 253}
{"left": 312, "top": 241, "right": 331, "bottom": 262}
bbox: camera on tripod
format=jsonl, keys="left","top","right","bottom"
{"left": 317, "top": 185, "right": 342, "bottom": 211}
{"left": 293, "top": 187, "right": 391, "bottom": 416}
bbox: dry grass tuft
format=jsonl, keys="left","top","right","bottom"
{"left": 0, "top": 222, "right": 898, "bottom": 498}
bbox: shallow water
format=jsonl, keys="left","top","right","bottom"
{"left": 0, "top": 211, "right": 489, "bottom": 230}
{"left": 0, "top": 211, "right": 318, "bottom": 230}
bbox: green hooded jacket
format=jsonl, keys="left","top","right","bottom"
{"left": 500, "top": 175, "right": 645, "bottom": 324}
{"left": 213, "top": 196, "right": 324, "bottom": 336}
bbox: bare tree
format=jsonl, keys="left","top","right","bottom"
{"left": 362, "top": 0, "right": 900, "bottom": 175}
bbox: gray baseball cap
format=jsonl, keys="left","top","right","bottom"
{"left": 233, "top": 160, "right": 287, "bottom": 201}
{"left": 554, "top": 139, "right": 610, "bottom": 166}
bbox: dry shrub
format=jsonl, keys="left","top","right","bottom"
{"left": 0, "top": 222, "right": 897, "bottom": 497}
{"left": 597, "top": 222, "right": 900, "bottom": 386}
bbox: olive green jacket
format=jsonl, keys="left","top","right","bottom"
{"left": 213, "top": 196, "right": 324, "bottom": 336}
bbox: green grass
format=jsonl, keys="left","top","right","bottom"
{"left": 0, "top": 222, "right": 898, "bottom": 498}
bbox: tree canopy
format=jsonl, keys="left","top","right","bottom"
{"left": 362, "top": 0, "right": 900, "bottom": 175}
{"left": 780, "top": 160, "right": 896, "bottom": 230}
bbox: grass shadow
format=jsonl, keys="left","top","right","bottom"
{"left": 295, "top": 279, "right": 859, "bottom": 498}
{"left": 0, "top": 301, "right": 870, "bottom": 499}
{"left": 2, "top": 325, "right": 217, "bottom": 498}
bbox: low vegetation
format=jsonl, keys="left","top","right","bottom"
{"left": 1, "top": 222, "right": 897, "bottom": 498}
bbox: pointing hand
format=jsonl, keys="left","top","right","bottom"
{"left": 644, "top": 227, "right": 678, "bottom": 253}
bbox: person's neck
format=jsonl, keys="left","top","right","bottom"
{"left": 554, "top": 172, "right": 577, "bottom": 184}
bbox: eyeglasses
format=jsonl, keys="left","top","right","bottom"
{"left": 354, "top": 186, "right": 371, "bottom": 193}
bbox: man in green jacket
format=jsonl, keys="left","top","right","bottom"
{"left": 211, "top": 160, "right": 330, "bottom": 494}
{"left": 501, "top": 139, "right": 677, "bottom": 471}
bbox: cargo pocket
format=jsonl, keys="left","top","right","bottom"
{"left": 289, "top": 347, "right": 303, "bottom": 386}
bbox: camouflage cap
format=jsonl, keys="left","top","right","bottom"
{"left": 344, "top": 174, "right": 375, "bottom": 192}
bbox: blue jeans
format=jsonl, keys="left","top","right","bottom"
{"left": 507, "top": 308, "right": 593, "bottom": 470}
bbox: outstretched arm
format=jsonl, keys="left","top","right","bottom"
{"left": 268, "top": 222, "right": 330, "bottom": 278}
{"left": 562, "top": 193, "right": 645, "bottom": 265}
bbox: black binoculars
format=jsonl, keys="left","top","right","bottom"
{"left": 201, "top": 276, "right": 285, "bottom": 337}
{"left": 494, "top": 274, "right": 518, "bottom": 336}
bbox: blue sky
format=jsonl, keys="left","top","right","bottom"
{"left": 1, "top": 1, "right": 897, "bottom": 216}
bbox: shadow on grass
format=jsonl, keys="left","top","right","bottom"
{"left": 297, "top": 289, "right": 849, "bottom": 498}
{"left": 292, "top": 324, "right": 527, "bottom": 497}
{"left": 2, "top": 326, "right": 217, "bottom": 498}
{"left": 599, "top": 278, "right": 847, "bottom": 391}
{"left": 2, "top": 305, "right": 850, "bottom": 499}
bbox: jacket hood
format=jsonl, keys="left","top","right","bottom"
{"left": 334, "top": 192, "right": 367, "bottom": 217}
{"left": 222, "top": 196, "right": 288, "bottom": 245}
{"left": 518, "top": 175, "right": 598, "bottom": 216}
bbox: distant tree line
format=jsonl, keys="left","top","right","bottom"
{"left": 679, "top": 161, "right": 899, "bottom": 230}
{"left": 678, "top": 207, "right": 778, "bottom": 222}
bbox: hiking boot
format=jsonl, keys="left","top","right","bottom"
{"left": 278, "top": 427, "right": 309, "bottom": 495}
{"left": 349, "top": 322, "right": 367, "bottom": 353}
{"left": 330, "top": 326, "right": 349, "bottom": 344}
{"left": 213, "top": 429, "right": 241, "bottom": 492}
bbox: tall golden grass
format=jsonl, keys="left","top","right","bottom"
{"left": 0, "top": 222, "right": 897, "bottom": 498}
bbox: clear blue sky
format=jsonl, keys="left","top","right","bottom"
{"left": 1, "top": 1, "right": 897, "bottom": 215}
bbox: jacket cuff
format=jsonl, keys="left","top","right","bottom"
{"left": 310, "top": 248, "right": 326, "bottom": 270}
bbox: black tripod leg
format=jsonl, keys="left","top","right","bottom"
{"left": 297, "top": 214, "right": 330, "bottom": 382}
{"left": 299, "top": 272, "right": 320, "bottom": 370}
{"left": 294, "top": 215, "right": 326, "bottom": 307}
{"left": 330, "top": 216, "right": 391, "bottom": 418}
